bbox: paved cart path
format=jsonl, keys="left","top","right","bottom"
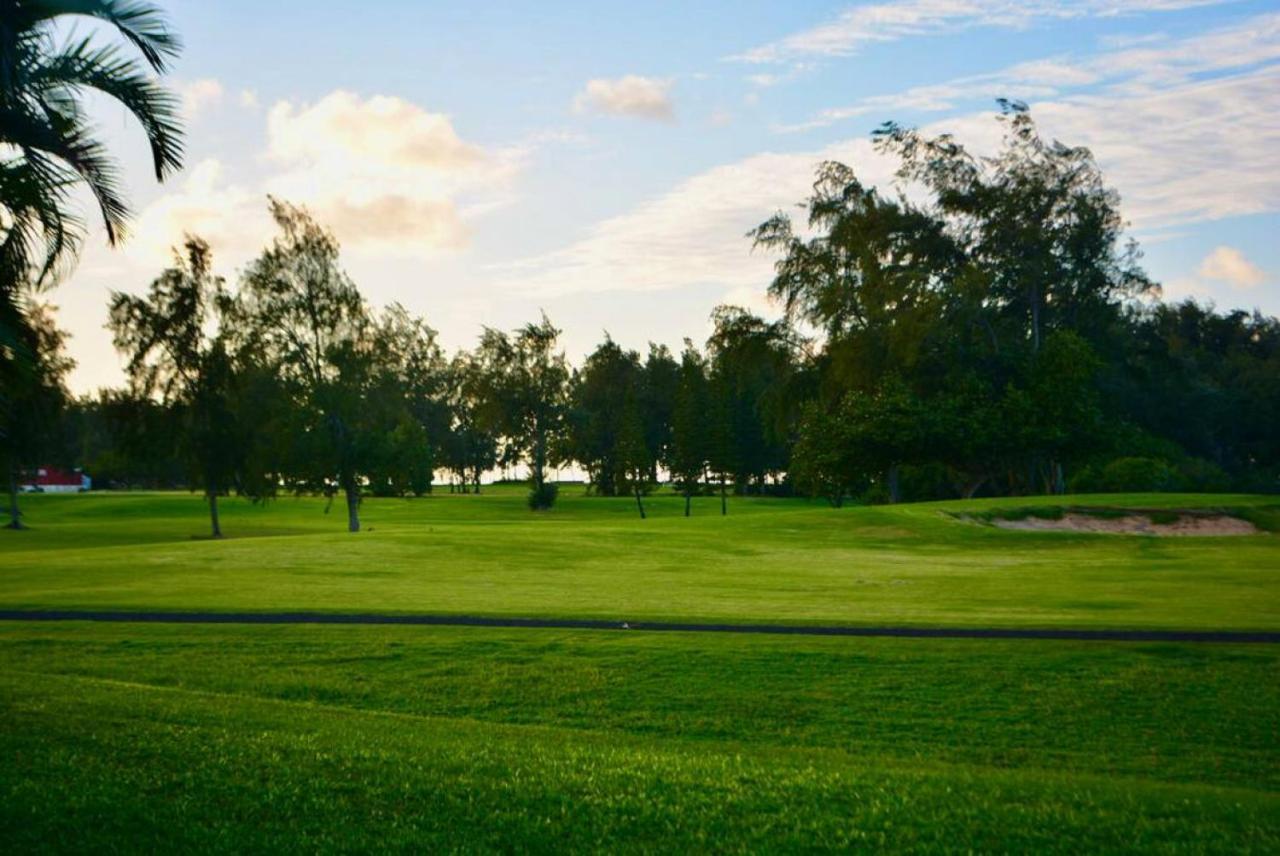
{"left": 1, "top": 609, "right": 1277, "bottom": 643}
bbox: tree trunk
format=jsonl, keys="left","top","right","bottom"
{"left": 346, "top": 485, "right": 361, "bottom": 533}
{"left": 1030, "top": 282, "right": 1042, "bottom": 354}
{"left": 887, "top": 464, "right": 901, "bottom": 504}
{"left": 6, "top": 469, "right": 22, "bottom": 530}
{"left": 962, "top": 476, "right": 986, "bottom": 500}
{"left": 720, "top": 476, "right": 727, "bottom": 516}
{"left": 634, "top": 485, "right": 646, "bottom": 520}
{"left": 207, "top": 486, "right": 222, "bottom": 539}
{"left": 684, "top": 491, "right": 691, "bottom": 518}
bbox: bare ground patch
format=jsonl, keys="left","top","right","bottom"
{"left": 991, "top": 512, "right": 1258, "bottom": 536}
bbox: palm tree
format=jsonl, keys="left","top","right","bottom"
{"left": 1, "top": 2, "right": 183, "bottom": 525}
{"left": 1, "top": 0, "right": 185, "bottom": 292}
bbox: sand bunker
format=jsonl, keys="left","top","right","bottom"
{"left": 992, "top": 512, "right": 1258, "bottom": 536}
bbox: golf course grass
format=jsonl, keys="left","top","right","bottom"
{"left": 2, "top": 489, "right": 1277, "bottom": 850}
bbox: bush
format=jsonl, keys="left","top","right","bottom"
{"left": 527, "top": 481, "right": 559, "bottom": 511}
{"left": 1088, "top": 457, "right": 1182, "bottom": 492}
{"left": 1176, "top": 457, "right": 1230, "bottom": 492}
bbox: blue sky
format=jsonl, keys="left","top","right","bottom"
{"left": 63, "top": 0, "right": 1280, "bottom": 391}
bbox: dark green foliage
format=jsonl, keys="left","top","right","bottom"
{"left": 527, "top": 480, "right": 558, "bottom": 511}
{"left": 0, "top": 0, "right": 183, "bottom": 295}
{"left": 1075, "top": 457, "right": 1183, "bottom": 493}
{"left": 0, "top": 301, "right": 71, "bottom": 527}
{"left": 756, "top": 104, "right": 1274, "bottom": 500}
{"left": 473, "top": 316, "right": 570, "bottom": 510}
{"left": 108, "top": 237, "right": 262, "bottom": 537}
{"left": 669, "top": 342, "right": 709, "bottom": 515}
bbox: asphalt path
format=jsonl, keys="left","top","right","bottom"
{"left": 1, "top": 609, "right": 1276, "bottom": 643}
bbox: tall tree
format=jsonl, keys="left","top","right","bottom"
{"left": 1, "top": 299, "right": 71, "bottom": 528}
{"left": 617, "top": 391, "right": 651, "bottom": 519}
{"left": 706, "top": 306, "right": 799, "bottom": 495}
{"left": 639, "top": 344, "right": 680, "bottom": 483}
{"left": 238, "top": 199, "right": 374, "bottom": 532}
{"left": 473, "top": 315, "right": 569, "bottom": 510}
{"left": 2, "top": 1, "right": 183, "bottom": 480}
{"left": 668, "top": 341, "right": 708, "bottom": 517}
{"left": 566, "top": 336, "right": 641, "bottom": 496}
{"left": 109, "top": 237, "right": 248, "bottom": 537}
{"left": 442, "top": 351, "right": 498, "bottom": 493}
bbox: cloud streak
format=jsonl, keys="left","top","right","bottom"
{"left": 502, "top": 25, "right": 1280, "bottom": 299}
{"left": 733, "top": 0, "right": 1235, "bottom": 64}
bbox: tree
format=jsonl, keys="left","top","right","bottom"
{"left": 669, "top": 341, "right": 708, "bottom": 517}
{"left": 366, "top": 304, "right": 447, "bottom": 496}
{"left": 0, "top": 300, "right": 71, "bottom": 528}
{"left": 639, "top": 344, "right": 679, "bottom": 482}
{"left": 2, "top": 2, "right": 183, "bottom": 480}
{"left": 617, "top": 391, "right": 651, "bottom": 519}
{"left": 473, "top": 315, "right": 569, "bottom": 511}
{"left": 874, "top": 100, "right": 1152, "bottom": 354}
{"left": 109, "top": 237, "right": 245, "bottom": 537}
{"left": 442, "top": 351, "right": 498, "bottom": 493}
{"left": 238, "top": 199, "right": 375, "bottom": 532}
{"left": 1, "top": 0, "right": 184, "bottom": 294}
{"left": 752, "top": 103, "right": 1154, "bottom": 498}
{"left": 706, "top": 306, "right": 800, "bottom": 496}
{"left": 566, "top": 336, "right": 641, "bottom": 495}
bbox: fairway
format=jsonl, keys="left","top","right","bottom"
{"left": 2, "top": 489, "right": 1278, "bottom": 629}
{"left": 2, "top": 491, "right": 1278, "bottom": 851}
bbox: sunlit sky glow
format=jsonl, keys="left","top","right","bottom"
{"left": 58, "top": 0, "right": 1280, "bottom": 393}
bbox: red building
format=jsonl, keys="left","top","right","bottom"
{"left": 21, "top": 467, "right": 91, "bottom": 493}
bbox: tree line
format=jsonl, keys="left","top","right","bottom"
{"left": 3, "top": 3, "right": 1277, "bottom": 535}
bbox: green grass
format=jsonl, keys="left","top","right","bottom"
{"left": 2, "top": 490, "right": 1277, "bottom": 850}
{"left": 2, "top": 623, "right": 1277, "bottom": 851}
{"left": 2, "top": 488, "right": 1277, "bottom": 630}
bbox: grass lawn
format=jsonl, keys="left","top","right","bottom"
{"left": 1, "top": 490, "right": 1277, "bottom": 850}
{"left": 1, "top": 488, "right": 1278, "bottom": 629}
{"left": 2, "top": 623, "right": 1278, "bottom": 851}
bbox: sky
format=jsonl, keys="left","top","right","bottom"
{"left": 55, "top": 0, "right": 1280, "bottom": 393}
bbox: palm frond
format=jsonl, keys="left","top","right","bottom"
{"left": 14, "top": 1, "right": 182, "bottom": 72}
{"left": 37, "top": 36, "right": 185, "bottom": 179}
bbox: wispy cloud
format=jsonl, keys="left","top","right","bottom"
{"left": 573, "top": 75, "right": 675, "bottom": 122}
{"left": 500, "top": 29, "right": 1280, "bottom": 299}
{"left": 732, "top": 0, "right": 1234, "bottom": 64}
{"left": 777, "top": 12, "right": 1280, "bottom": 132}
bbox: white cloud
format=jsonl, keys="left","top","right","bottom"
{"left": 238, "top": 89, "right": 260, "bottom": 109}
{"left": 573, "top": 75, "right": 675, "bottom": 122}
{"left": 127, "top": 91, "right": 522, "bottom": 266}
{"left": 1198, "top": 246, "right": 1267, "bottom": 288}
{"left": 123, "top": 159, "right": 267, "bottom": 269}
{"left": 733, "top": 0, "right": 1233, "bottom": 63}
{"left": 177, "top": 78, "right": 224, "bottom": 118}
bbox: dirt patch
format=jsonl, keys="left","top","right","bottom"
{"left": 992, "top": 511, "right": 1258, "bottom": 536}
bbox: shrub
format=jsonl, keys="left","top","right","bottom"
{"left": 527, "top": 481, "right": 559, "bottom": 511}
{"left": 1094, "top": 457, "right": 1181, "bottom": 492}
{"left": 1176, "top": 457, "right": 1230, "bottom": 492}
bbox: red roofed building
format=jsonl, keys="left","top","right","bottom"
{"left": 21, "top": 467, "right": 91, "bottom": 493}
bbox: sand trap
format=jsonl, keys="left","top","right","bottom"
{"left": 992, "top": 512, "right": 1258, "bottom": 536}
